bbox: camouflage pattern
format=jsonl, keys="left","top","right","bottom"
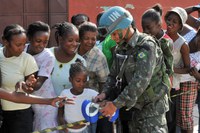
{"left": 128, "top": 95, "right": 168, "bottom": 133}
{"left": 159, "top": 34, "right": 174, "bottom": 77}
{"left": 103, "top": 29, "right": 169, "bottom": 132}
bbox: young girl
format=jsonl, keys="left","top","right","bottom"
{"left": 0, "top": 24, "right": 38, "bottom": 133}
{"left": 141, "top": 3, "right": 174, "bottom": 78}
{"left": 165, "top": 7, "right": 198, "bottom": 133}
{"left": 58, "top": 62, "right": 98, "bottom": 133}
{"left": 78, "top": 22, "right": 111, "bottom": 133}
{"left": 25, "top": 21, "right": 58, "bottom": 132}
{"left": 50, "top": 22, "right": 86, "bottom": 96}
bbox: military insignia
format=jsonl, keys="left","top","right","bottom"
{"left": 137, "top": 52, "right": 146, "bottom": 59}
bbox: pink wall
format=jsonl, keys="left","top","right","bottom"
{"left": 68, "top": 0, "right": 199, "bottom": 31}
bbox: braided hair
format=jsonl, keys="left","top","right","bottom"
{"left": 52, "top": 21, "right": 78, "bottom": 45}
{"left": 69, "top": 62, "right": 87, "bottom": 78}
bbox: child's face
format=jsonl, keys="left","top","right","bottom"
{"left": 29, "top": 31, "right": 49, "bottom": 54}
{"left": 60, "top": 30, "right": 79, "bottom": 55}
{"left": 142, "top": 18, "right": 161, "bottom": 37}
{"left": 70, "top": 72, "right": 87, "bottom": 94}
{"left": 165, "top": 13, "right": 182, "bottom": 34}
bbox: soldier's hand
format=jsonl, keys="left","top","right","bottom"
{"left": 93, "top": 92, "right": 106, "bottom": 103}
{"left": 99, "top": 101, "right": 117, "bottom": 120}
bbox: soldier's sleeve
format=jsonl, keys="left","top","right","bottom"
{"left": 161, "top": 38, "right": 174, "bottom": 76}
{"left": 113, "top": 41, "right": 157, "bottom": 109}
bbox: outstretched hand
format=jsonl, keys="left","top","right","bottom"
{"left": 52, "top": 97, "right": 75, "bottom": 107}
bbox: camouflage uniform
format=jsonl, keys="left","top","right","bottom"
{"left": 103, "top": 29, "right": 169, "bottom": 133}
{"left": 159, "top": 33, "right": 174, "bottom": 77}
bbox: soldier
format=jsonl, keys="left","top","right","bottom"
{"left": 94, "top": 6, "right": 169, "bottom": 133}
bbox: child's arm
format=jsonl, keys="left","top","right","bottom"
{"left": 0, "top": 88, "right": 74, "bottom": 107}
{"left": 174, "top": 43, "right": 190, "bottom": 74}
{"left": 58, "top": 107, "right": 68, "bottom": 133}
{"left": 58, "top": 107, "right": 66, "bottom": 125}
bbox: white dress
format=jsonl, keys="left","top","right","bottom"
{"left": 172, "top": 35, "right": 186, "bottom": 88}
{"left": 25, "top": 45, "right": 58, "bottom": 132}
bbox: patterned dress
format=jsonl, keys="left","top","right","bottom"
{"left": 25, "top": 45, "right": 58, "bottom": 133}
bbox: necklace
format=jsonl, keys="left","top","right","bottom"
{"left": 59, "top": 64, "right": 63, "bottom": 68}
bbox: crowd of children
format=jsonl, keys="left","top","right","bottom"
{"left": 0, "top": 3, "right": 200, "bottom": 133}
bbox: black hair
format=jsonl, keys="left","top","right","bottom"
{"left": 79, "top": 22, "right": 97, "bottom": 40}
{"left": 69, "top": 62, "right": 87, "bottom": 78}
{"left": 27, "top": 21, "right": 50, "bottom": 39}
{"left": 2, "top": 24, "right": 26, "bottom": 42}
{"left": 52, "top": 21, "right": 78, "bottom": 44}
{"left": 71, "top": 14, "right": 90, "bottom": 25}
{"left": 142, "top": 3, "right": 163, "bottom": 24}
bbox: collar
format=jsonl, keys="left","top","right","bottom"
{"left": 127, "top": 28, "right": 140, "bottom": 48}
{"left": 78, "top": 45, "right": 90, "bottom": 60}
{"left": 158, "top": 29, "right": 165, "bottom": 41}
{"left": 80, "top": 46, "right": 95, "bottom": 60}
